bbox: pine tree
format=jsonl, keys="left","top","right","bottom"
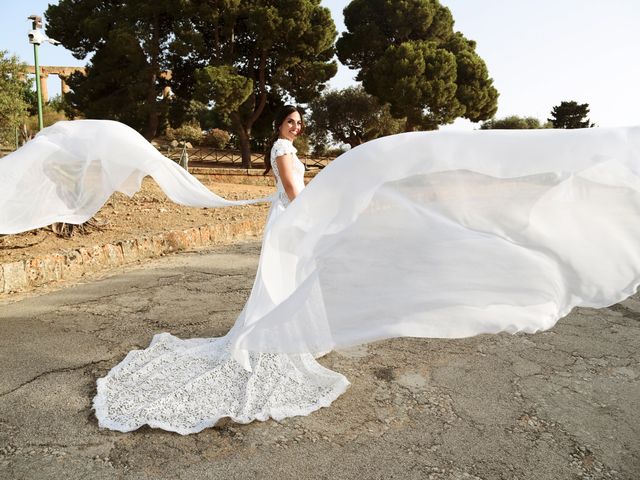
{"left": 548, "top": 101, "right": 594, "bottom": 129}
{"left": 337, "top": 0, "right": 498, "bottom": 131}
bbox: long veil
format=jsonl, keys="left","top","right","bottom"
{"left": 232, "top": 126, "right": 640, "bottom": 361}
{"left": 0, "top": 120, "right": 269, "bottom": 235}
{"left": 2, "top": 120, "right": 640, "bottom": 364}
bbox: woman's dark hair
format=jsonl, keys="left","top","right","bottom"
{"left": 263, "top": 105, "right": 305, "bottom": 175}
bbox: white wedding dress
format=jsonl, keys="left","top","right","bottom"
{"left": 2, "top": 120, "right": 640, "bottom": 434}
{"left": 91, "top": 137, "right": 350, "bottom": 434}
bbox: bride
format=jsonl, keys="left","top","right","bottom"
{"left": 92, "top": 105, "right": 351, "bottom": 434}
{"left": 1, "top": 110, "right": 639, "bottom": 434}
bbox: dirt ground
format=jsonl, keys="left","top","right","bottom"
{"left": 0, "top": 175, "right": 272, "bottom": 264}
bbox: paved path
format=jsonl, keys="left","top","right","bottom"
{"left": 0, "top": 242, "right": 638, "bottom": 479}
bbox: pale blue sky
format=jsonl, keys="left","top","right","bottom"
{"left": 2, "top": 1, "right": 639, "bottom": 128}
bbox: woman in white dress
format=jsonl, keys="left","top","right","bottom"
{"left": 1, "top": 115, "right": 639, "bottom": 435}
{"left": 92, "top": 106, "right": 350, "bottom": 435}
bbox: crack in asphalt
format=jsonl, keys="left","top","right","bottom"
{"left": 607, "top": 303, "right": 640, "bottom": 322}
{"left": 0, "top": 358, "right": 117, "bottom": 398}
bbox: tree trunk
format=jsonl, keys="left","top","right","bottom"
{"left": 230, "top": 50, "right": 269, "bottom": 169}
{"left": 232, "top": 112, "right": 252, "bottom": 168}
{"left": 143, "top": 70, "right": 159, "bottom": 140}
{"left": 238, "top": 129, "right": 252, "bottom": 168}
{"left": 143, "top": 12, "right": 160, "bottom": 140}
{"left": 404, "top": 117, "right": 416, "bottom": 132}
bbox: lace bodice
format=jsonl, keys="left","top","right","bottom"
{"left": 271, "top": 138, "right": 305, "bottom": 206}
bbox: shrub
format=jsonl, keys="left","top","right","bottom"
{"left": 24, "top": 107, "right": 68, "bottom": 139}
{"left": 293, "top": 134, "right": 310, "bottom": 156}
{"left": 202, "top": 128, "right": 231, "bottom": 148}
{"left": 165, "top": 122, "right": 204, "bottom": 144}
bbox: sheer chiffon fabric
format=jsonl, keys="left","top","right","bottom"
{"left": 2, "top": 120, "right": 640, "bottom": 432}
{"left": 0, "top": 120, "right": 267, "bottom": 235}
{"left": 232, "top": 126, "right": 640, "bottom": 358}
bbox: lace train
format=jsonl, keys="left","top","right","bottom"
{"left": 93, "top": 332, "right": 349, "bottom": 435}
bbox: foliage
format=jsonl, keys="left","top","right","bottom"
{"left": 309, "top": 86, "right": 405, "bottom": 149}
{"left": 165, "top": 122, "right": 204, "bottom": 144}
{"left": 202, "top": 129, "right": 231, "bottom": 149}
{"left": 47, "top": 94, "right": 68, "bottom": 113}
{"left": 26, "top": 106, "right": 67, "bottom": 134}
{"left": 58, "top": 33, "right": 151, "bottom": 128}
{"left": 46, "top": 1, "right": 338, "bottom": 163}
{"left": 480, "top": 115, "right": 550, "bottom": 130}
{"left": 46, "top": 0, "right": 176, "bottom": 138}
{"left": 337, "top": 0, "right": 498, "bottom": 131}
{"left": 0, "top": 51, "right": 31, "bottom": 146}
{"left": 293, "top": 134, "right": 310, "bottom": 156}
{"left": 548, "top": 101, "right": 594, "bottom": 129}
{"left": 175, "top": 0, "right": 338, "bottom": 167}
{"left": 194, "top": 66, "right": 254, "bottom": 115}
{"left": 324, "top": 146, "right": 347, "bottom": 157}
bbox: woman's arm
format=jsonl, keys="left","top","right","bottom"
{"left": 276, "top": 154, "right": 302, "bottom": 202}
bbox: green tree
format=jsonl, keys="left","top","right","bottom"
{"left": 480, "top": 115, "right": 549, "bottom": 130}
{"left": 337, "top": 0, "right": 498, "bottom": 131}
{"left": 46, "top": 0, "right": 176, "bottom": 139}
{"left": 548, "top": 101, "right": 594, "bottom": 129}
{"left": 0, "top": 51, "right": 31, "bottom": 146}
{"left": 309, "top": 86, "right": 404, "bottom": 149}
{"left": 175, "top": 0, "right": 338, "bottom": 167}
{"left": 47, "top": 94, "right": 68, "bottom": 113}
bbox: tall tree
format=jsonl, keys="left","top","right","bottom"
{"left": 309, "top": 86, "right": 404, "bottom": 149}
{"left": 336, "top": 0, "right": 498, "bottom": 131}
{"left": 548, "top": 101, "right": 594, "bottom": 129}
{"left": 46, "top": 0, "right": 175, "bottom": 139}
{"left": 0, "top": 51, "right": 31, "bottom": 146}
{"left": 175, "top": 0, "right": 338, "bottom": 167}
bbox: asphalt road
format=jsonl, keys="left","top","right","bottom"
{"left": 0, "top": 242, "right": 638, "bottom": 479}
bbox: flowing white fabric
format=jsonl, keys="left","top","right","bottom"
{"left": 92, "top": 129, "right": 349, "bottom": 433}
{"left": 2, "top": 120, "right": 640, "bottom": 432}
{"left": 232, "top": 126, "right": 640, "bottom": 357}
{"left": 0, "top": 120, "right": 269, "bottom": 235}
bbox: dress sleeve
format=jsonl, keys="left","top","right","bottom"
{"left": 273, "top": 139, "right": 297, "bottom": 158}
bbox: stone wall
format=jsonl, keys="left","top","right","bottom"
{"left": 0, "top": 218, "right": 264, "bottom": 295}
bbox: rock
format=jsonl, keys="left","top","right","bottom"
{"left": 2, "top": 261, "right": 28, "bottom": 292}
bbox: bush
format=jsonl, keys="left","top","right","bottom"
{"left": 324, "top": 147, "right": 345, "bottom": 157}
{"left": 165, "top": 122, "right": 204, "bottom": 144}
{"left": 24, "top": 107, "right": 68, "bottom": 138}
{"left": 202, "top": 128, "right": 231, "bottom": 148}
{"left": 293, "top": 134, "right": 310, "bottom": 156}
{"left": 480, "top": 115, "right": 546, "bottom": 130}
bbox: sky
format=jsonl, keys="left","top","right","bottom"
{"left": 2, "top": 0, "right": 639, "bottom": 129}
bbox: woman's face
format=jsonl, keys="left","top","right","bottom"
{"left": 278, "top": 111, "right": 302, "bottom": 141}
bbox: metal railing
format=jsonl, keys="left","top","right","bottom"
{"left": 158, "top": 145, "right": 336, "bottom": 170}
{"left": 0, "top": 142, "right": 338, "bottom": 167}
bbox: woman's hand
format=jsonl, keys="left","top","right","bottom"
{"left": 276, "top": 154, "right": 301, "bottom": 202}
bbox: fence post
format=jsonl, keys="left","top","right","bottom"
{"left": 179, "top": 143, "right": 189, "bottom": 170}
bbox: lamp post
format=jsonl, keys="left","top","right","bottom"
{"left": 27, "top": 14, "right": 61, "bottom": 131}
{"left": 28, "top": 15, "right": 44, "bottom": 131}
